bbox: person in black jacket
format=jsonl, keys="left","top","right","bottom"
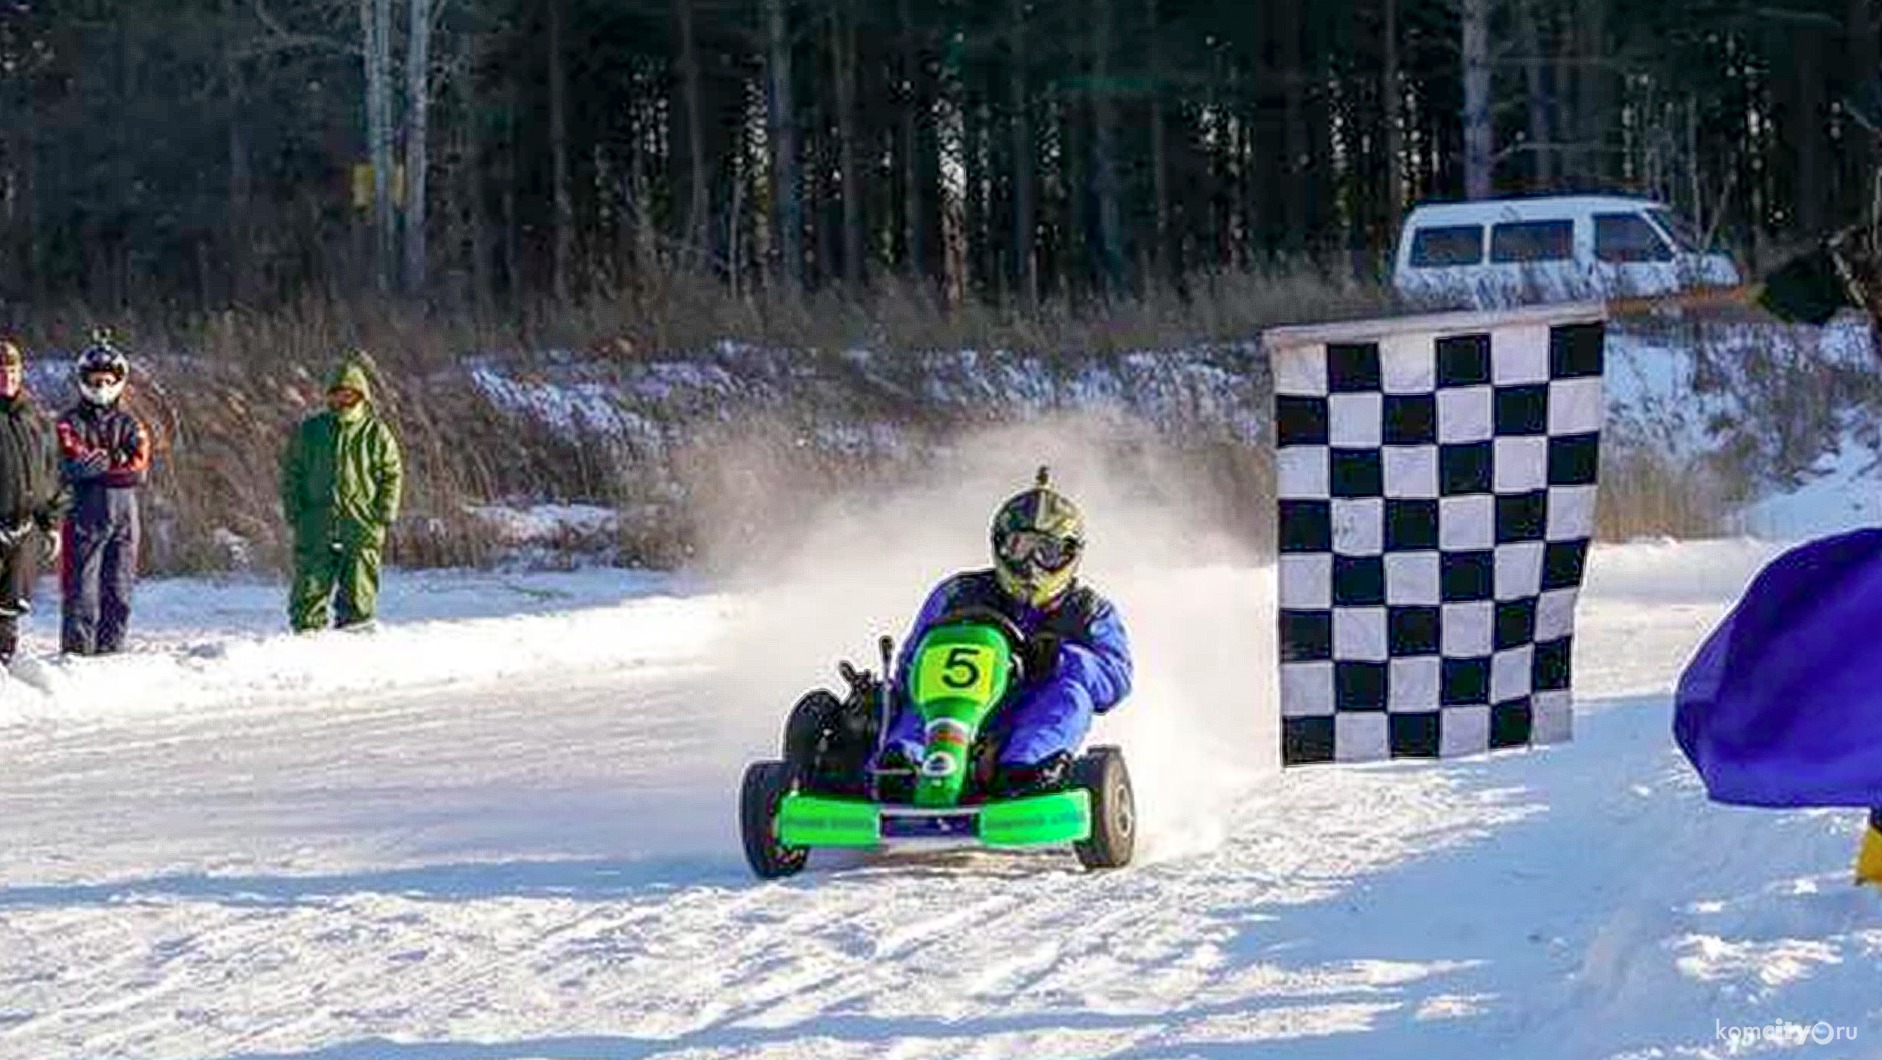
{"left": 1755, "top": 218, "right": 1882, "bottom": 335}
{"left": 0, "top": 338, "right": 69, "bottom": 667}
{"left": 56, "top": 336, "right": 150, "bottom": 655}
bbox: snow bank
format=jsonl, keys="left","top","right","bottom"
{"left": 466, "top": 503, "right": 620, "bottom": 544}
{"left": 1737, "top": 435, "right": 1882, "bottom": 540}
{"left": 0, "top": 567, "right": 734, "bottom": 727}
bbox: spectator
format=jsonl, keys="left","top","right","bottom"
{"left": 280, "top": 355, "right": 403, "bottom": 632}
{"left": 55, "top": 334, "right": 151, "bottom": 655}
{"left": 1690, "top": 224, "right": 1882, "bottom": 888}
{"left": 0, "top": 338, "right": 69, "bottom": 667}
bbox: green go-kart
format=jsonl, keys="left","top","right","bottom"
{"left": 739, "top": 606, "right": 1135, "bottom": 879}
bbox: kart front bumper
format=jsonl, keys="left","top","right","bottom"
{"left": 775, "top": 789, "right": 1092, "bottom": 849}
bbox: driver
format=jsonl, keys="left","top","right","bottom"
{"left": 874, "top": 468, "right": 1132, "bottom": 798}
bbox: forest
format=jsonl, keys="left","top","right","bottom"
{"left": 0, "top": 0, "right": 1871, "bottom": 321}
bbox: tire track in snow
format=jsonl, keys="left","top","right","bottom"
{"left": 2, "top": 569, "right": 1804, "bottom": 1060}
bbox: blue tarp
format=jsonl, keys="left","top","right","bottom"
{"left": 1675, "top": 528, "right": 1882, "bottom": 807}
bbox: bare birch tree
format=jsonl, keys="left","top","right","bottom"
{"left": 1010, "top": 0, "right": 1037, "bottom": 303}
{"left": 1461, "top": 0, "right": 1494, "bottom": 199}
{"left": 549, "top": 0, "right": 573, "bottom": 303}
{"left": 834, "top": 0, "right": 864, "bottom": 287}
{"left": 361, "top": 0, "right": 395, "bottom": 292}
{"left": 1091, "top": 0, "right": 1123, "bottom": 290}
{"left": 402, "top": 0, "right": 431, "bottom": 292}
{"left": 674, "top": 0, "right": 709, "bottom": 258}
{"left": 765, "top": 0, "right": 802, "bottom": 290}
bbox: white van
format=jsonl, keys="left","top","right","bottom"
{"left": 1391, "top": 194, "right": 1740, "bottom": 308}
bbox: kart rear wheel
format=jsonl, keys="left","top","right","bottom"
{"left": 740, "top": 760, "right": 809, "bottom": 879}
{"left": 1071, "top": 745, "right": 1134, "bottom": 870}
{"left": 782, "top": 690, "right": 840, "bottom": 771}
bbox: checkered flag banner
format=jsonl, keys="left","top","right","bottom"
{"left": 1264, "top": 304, "right": 1607, "bottom": 766}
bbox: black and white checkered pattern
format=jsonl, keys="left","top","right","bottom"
{"left": 1269, "top": 315, "right": 1605, "bottom": 765}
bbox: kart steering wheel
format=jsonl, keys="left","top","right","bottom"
{"left": 931, "top": 604, "right": 1032, "bottom": 684}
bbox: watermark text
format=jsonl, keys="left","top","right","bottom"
{"left": 1716, "top": 1019, "right": 1859, "bottom": 1047}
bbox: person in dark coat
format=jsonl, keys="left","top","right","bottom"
{"left": 1737, "top": 198, "right": 1882, "bottom": 886}
{"left": 55, "top": 336, "right": 151, "bottom": 655}
{"left": 0, "top": 339, "right": 70, "bottom": 667}
{"left": 1755, "top": 222, "right": 1882, "bottom": 332}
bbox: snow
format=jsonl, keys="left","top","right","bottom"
{"left": 3, "top": 329, "right": 1881, "bottom": 1058}
{"left": 0, "top": 530, "right": 1877, "bottom": 1060}
{"left": 467, "top": 503, "right": 621, "bottom": 542}
{"left": 1602, "top": 326, "right": 1717, "bottom": 458}
{"left": 1601, "top": 316, "right": 1882, "bottom": 539}
{"left": 1738, "top": 437, "right": 1882, "bottom": 540}
{"left": 0, "top": 567, "right": 720, "bottom": 726}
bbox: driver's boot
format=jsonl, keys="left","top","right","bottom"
{"left": 989, "top": 751, "right": 1073, "bottom": 798}
{"left": 871, "top": 745, "right": 919, "bottom": 803}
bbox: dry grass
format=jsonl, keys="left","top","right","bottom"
{"left": 543, "top": 265, "right": 1393, "bottom": 356}
{"left": 1594, "top": 446, "right": 1735, "bottom": 541}
{"left": 14, "top": 268, "right": 1808, "bottom": 577}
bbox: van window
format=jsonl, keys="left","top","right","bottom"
{"left": 1490, "top": 220, "right": 1573, "bottom": 263}
{"left": 1645, "top": 207, "right": 1696, "bottom": 252}
{"left": 1409, "top": 225, "right": 1484, "bottom": 266}
{"left": 1595, "top": 212, "right": 1673, "bottom": 262}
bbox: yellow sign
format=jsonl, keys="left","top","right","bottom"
{"left": 350, "top": 162, "right": 407, "bottom": 211}
{"left": 912, "top": 643, "right": 998, "bottom": 705}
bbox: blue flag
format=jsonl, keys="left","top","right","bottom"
{"left": 1675, "top": 528, "right": 1882, "bottom": 808}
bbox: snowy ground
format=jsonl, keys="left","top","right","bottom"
{"left": 1, "top": 531, "right": 1878, "bottom": 1060}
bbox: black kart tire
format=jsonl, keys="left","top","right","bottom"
{"left": 740, "top": 760, "right": 809, "bottom": 879}
{"left": 1071, "top": 745, "right": 1135, "bottom": 870}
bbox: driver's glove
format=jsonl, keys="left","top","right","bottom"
{"left": 1022, "top": 632, "right": 1062, "bottom": 683}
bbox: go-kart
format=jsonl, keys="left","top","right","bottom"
{"left": 739, "top": 606, "right": 1135, "bottom": 879}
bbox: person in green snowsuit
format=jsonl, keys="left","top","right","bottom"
{"left": 280, "top": 358, "right": 403, "bottom": 632}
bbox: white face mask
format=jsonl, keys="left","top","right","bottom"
{"left": 79, "top": 376, "right": 124, "bottom": 406}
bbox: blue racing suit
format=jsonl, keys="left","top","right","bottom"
{"left": 878, "top": 569, "right": 1132, "bottom": 768}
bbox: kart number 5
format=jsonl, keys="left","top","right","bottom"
{"left": 940, "top": 646, "right": 982, "bottom": 689}
{"left": 915, "top": 642, "right": 996, "bottom": 702}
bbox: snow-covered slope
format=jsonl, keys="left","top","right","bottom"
{"left": 460, "top": 317, "right": 1882, "bottom": 554}
{"left": 0, "top": 567, "right": 723, "bottom": 727}
{"left": 2, "top": 536, "right": 1876, "bottom": 1060}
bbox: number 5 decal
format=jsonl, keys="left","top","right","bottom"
{"left": 941, "top": 645, "right": 983, "bottom": 689}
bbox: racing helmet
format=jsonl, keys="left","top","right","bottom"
{"left": 76, "top": 332, "right": 129, "bottom": 406}
{"left": 990, "top": 466, "right": 1085, "bottom": 608}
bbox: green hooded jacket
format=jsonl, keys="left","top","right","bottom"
{"left": 281, "top": 361, "right": 404, "bottom": 548}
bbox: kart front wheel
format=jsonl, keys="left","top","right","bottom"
{"left": 1071, "top": 745, "right": 1135, "bottom": 870}
{"left": 740, "top": 760, "right": 808, "bottom": 879}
